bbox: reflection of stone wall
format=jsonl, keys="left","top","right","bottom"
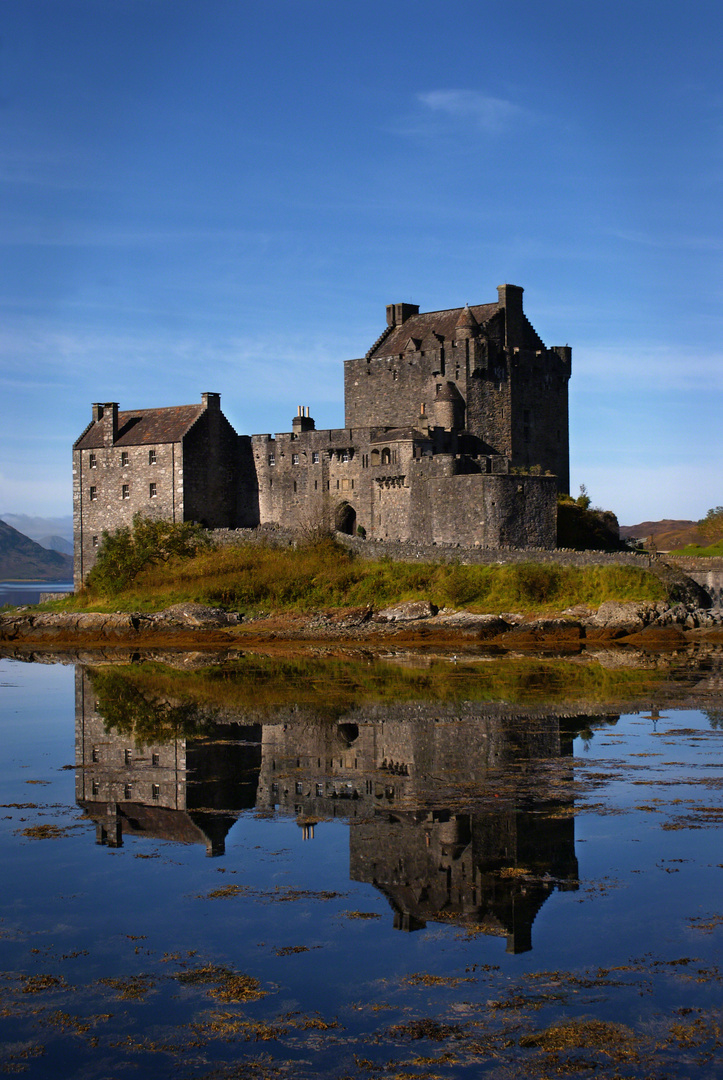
{"left": 255, "top": 702, "right": 581, "bottom": 951}
{"left": 75, "top": 669, "right": 261, "bottom": 855}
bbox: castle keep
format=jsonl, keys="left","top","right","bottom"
{"left": 73, "top": 285, "right": 571, "bottom": 586}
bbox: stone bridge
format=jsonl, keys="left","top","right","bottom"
{"left": 666, "top": 558, "right": 723, "bottom": 609}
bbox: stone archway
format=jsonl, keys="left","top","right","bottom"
{"left": 335, "top": 501, "right": 356, "bottom": 535}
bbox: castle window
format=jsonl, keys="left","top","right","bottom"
{"left": 91, "top": 780, "right": 99, "bottom": 796}
{"left": 124, "top": 784, "right": 132, "bottom": 800}
{"left": 381, "top": 448, "right": 391, "bottom": 465}
{"left": 92, "top": 535, "right": 98, "bottom": 547}
{"left": 312, "top": 452, "right": 319, "bottom": 464}
{"left": 122, "top": 484, "right": 129, "bottom": 499}
{"left": 293, "top": 481, "right": 297, "bottom": 492}
{"left": 371, "top": 449, "right": 380, "bottom": 466}
{"left": 92, "top": 746, "right": 99, "bottom": 762}
{"left": 148, "top": 449, "right": 156, "bottom": 465}
{"left": 295, "top": 782, "right": 303, "bottom": 795}
{"left": 151, "top": 784, "right": 160, "bottom": 801}
{"left": 341, "top": 450, "right": 349, "bottom": 463}
{"left": 292, "top": 454, "right": 299, "bottom": 465}
{"left": 314, "top": 480, "right": 318, "bottom": 490}
{"left": 152, "top": 753, "right": 160, "bottom": 767}
{"left": 89, "top": 486, "right": 97, "bottom": 501}
{"left": 149, "top": 482, "right": 157, "bottom": 498}
{"left": 121, "top": 451, "right": 129, "bottom": 467}
{"left": 336, "top": 479, "right": 340, "bottom": 489}
{"left": 124, "top": 749, "right": 132, "bottom": 765}
{"left": 268, "top": 453, "right": 275, "bottom": 466}
{"left": 89, "top": 453, "right": 97, "bottom": 469}
{"left": 316, "top": 783, "right": 323, "bottom": 796}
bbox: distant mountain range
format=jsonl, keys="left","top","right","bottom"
{"left": 0, "top": 513, "right": 73, "bottom": 547}
{"left": 619, "top": 519, "right": 708, "bottom": 551}
{"left": 0, "top": 519, "right": 73, "bottom": 581}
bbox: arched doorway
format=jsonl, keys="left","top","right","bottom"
{"left": 335, "top": 502, "right": 356, "bottom": 535}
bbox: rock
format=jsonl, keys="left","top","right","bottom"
{"left": 372, "top": 600, "right": 438, "bottom": 623}
{"left": 156, "top": 603, "right": 240, "bottom": 628}
{"left": 586, "top": 602, "right": 659, "bottom": 634}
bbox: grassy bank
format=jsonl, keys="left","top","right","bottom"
{"left": 670, "top": 540, "right": 723, "bottom": 557}
{"left": 61, "top": 538, "right": 667, "bottom": 615}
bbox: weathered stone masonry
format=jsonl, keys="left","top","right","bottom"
{"left": 73, "top": 285, "right": 571, "bottom": 586}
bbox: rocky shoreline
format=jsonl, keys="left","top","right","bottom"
{"left": 1, "top": 598, "right": 722, "bottom": 651}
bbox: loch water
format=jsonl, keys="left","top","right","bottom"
{"left": 1, "top": 649, "right": 722, "bottom": 1079}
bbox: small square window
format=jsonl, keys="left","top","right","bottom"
{"left": 92, "top": 535, "right": 98, "bottom": 547}
{"left": 312, "top": 452, "right": 319, "bottom": 464}
{"left": 151, "top": 784, "right": 160, "bottom": 801}
{"left": 148, "top": 449, "right": 157, "bottom": 465}
{"left": 268, "top": 453, "right": 275, "bottom": 466}
{"left": 89, "top": 453, "right": 97, "bottom": 469}
{"left": 149, "top": 482, "right": 157, "bottom": 498}
{"left": 122, "top": 484, "right": 129, "bottom": 499}
{"left": 121, "top": 451, "right": 129, "bottom": 467}
{"left": 292, "top": 453, "right": 299, "bottom": 466}
{"left": 89, "top": 486, "right": 97, "bottom": 501}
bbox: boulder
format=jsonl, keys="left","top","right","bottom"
{"left": 372, "top": 600, "right": 438, "bottom": 623}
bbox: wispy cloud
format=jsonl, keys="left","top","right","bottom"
{"left": 610, "top": 228, "right": 723, "bottom": 252}
{"left": 390, "top": 89, "right": 533, "bottom": 140}
{"left": 417, "top": 90, "right": 527, "bottom": 133}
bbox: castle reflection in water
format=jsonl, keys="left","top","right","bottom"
{"left": 75, "top": 666, "right": 613, "bottom": 953}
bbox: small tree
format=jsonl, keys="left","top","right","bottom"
{"left": 86, "top": 514, "right": 213, "bottom": 596}
{"left": 699, "top": 506, "right": 723, "bottom": 543}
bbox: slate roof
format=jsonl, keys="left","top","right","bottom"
{"left": 369, "top": 303, "right": 500, "bottom": 358}
{"left": 74, "top": 404, "right": 205, "bottom": 450}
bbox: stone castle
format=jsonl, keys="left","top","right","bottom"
{"left": 73, "top": 284, "right": 570, "bottom": 585}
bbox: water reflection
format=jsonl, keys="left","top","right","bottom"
{"left": 76, "top": 662, "right": 620, "bottom": 952}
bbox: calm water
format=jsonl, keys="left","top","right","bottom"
{"left": 1, "top": 651, "right": 722, "bottom": 1079}
{"left": 0, "top": 581, "right": 73, "bottom": 607}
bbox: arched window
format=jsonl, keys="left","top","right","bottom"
{"left": 371, "top": 449, "right": 380, "bottom": 466}
{"left": 381, "top": 447, "right": 391, "bottom": 465}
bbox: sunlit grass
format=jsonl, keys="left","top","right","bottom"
{"left": 61, "top": 538, "right": 667, "bottom": 615}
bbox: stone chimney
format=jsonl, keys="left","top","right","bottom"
{"left": 386, "top": 302, "right": 420, "bottom": 327}
{"left": 92, "top": 402, "right": 118, "bottom": 446}
{"left": 202, "top": 392, "right": 221, "bottom": 410}
{"left": 497, "top": 284, "right": 524, "bottom": 349}
{"left": 292, "top": 405, "right": 315, "bottom": 434}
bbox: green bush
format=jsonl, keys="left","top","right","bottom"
{"left": 86, "top": 514, "right": 214, "bottom": 596}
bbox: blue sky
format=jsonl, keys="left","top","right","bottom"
{"left": 0, "top": 0, "right": 721, "bottom": 525}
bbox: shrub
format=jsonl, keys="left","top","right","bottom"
{"left": 86, "top": 515, "right": 213, "bottom": 596}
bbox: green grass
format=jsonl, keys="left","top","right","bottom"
{"left": 54, "top": 537, "right": 668, "bottom": 616}
{"left": 669, "top": 540, "right": 723, "bottom": 557}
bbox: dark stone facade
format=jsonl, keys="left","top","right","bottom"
{"left": 73, "top": 285, "right": 570, "bottom": 585}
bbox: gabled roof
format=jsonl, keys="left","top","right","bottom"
{"left": 369, "top": 303, "right": 499, "bottom": 357}
{"left": 74, "top": 404, "right": 205, "bottom": 450}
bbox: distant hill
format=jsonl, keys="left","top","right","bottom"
{"left": 0, "top": 513, "right": 73, "bottom": 547}
{"left": 619, "top": 519, "right": 708, "bottom": 551}
{"left": 36, "top": 534, "right": 74, "bottom": 555}
{"left": 0, "top": 519, "right": 73, "bottom": 581}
